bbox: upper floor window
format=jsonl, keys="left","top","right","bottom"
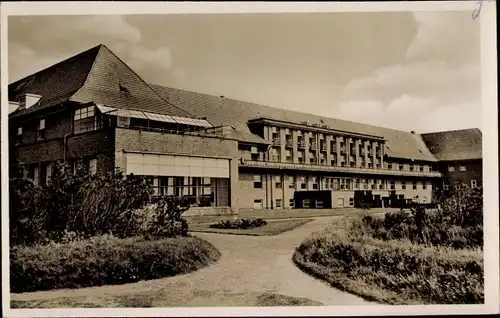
{"left": 275, "top": 175, "right": 282, "bottom": 189}
{"left": 253, "top": 175, "right": 262, "bottom": 189}
{"left": 459, "top": 165, "right": 467, "bottom": 172}
{"left": 74, "top": 106, "right": 102, "bottom": 134}
{"left": 37, "top": 119, "right": 46, "bottom": 141}
{"left": 17, "top": 127, "right": 23, "bottom": 135}
{"left": 448, "top": 165, "right": 455, "bottom": 172}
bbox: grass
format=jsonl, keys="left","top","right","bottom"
{"left": 185, "top": 207, "right": 392, "bottom": 225}
{"left": 11, "top": 292, "right": 322, "bottom": 308}
{"left": 189, "top": 218, "right": 314, "bottom": 236}
{"left": 10, "top": 235, "right": 221, "bottom": 293}
{"left": 293, "top": 216, "right": 484, "bottom": 305}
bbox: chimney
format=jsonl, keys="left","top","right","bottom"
{"left": 410, "top": 130, "right": 415, "bottom": 134}
{"left": 18, "top": 93, "right": 42, "bottom": 110}
{"left": 220, "top": 95, "right": 225, "bottom": 99}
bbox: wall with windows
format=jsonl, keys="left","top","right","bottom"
{"left": 438, "top": 159, "right": 483, "bottom": 191}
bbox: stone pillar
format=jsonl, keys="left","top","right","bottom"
{"left": 229, "top": 158, "right": 240, "bottom": 215}
{"left": 336, "top": 136, "right": 342, "bottom": 167}
{"left": 305, "top": 131, "right": 311, "bottom": 163}
{"left": 364, "top": 140, "right": 369, "bottom": 168}
{"left": 355, "top": 139, "right": 361, "bottom": 167}
{"left": 326, "top": 135, "right": 332, "bottom": 165}
{"left": 292, "top": 130, "right": 299, "bottom": 164}
{"left": 280, "top": 127, "right": 286, "bottom": 163}
{"left": 372, "top": 141, "right": 377, "bottom": 168}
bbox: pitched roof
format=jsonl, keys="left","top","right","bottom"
{"left": 8, "top": 44, "right": 194, "bottom": 119}
{"left": 421, "top": 128, "right": 482, "bottom": 161}
{"left": 151, "top": 85, "right": 438, "bottom": 161}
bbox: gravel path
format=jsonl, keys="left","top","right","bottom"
{"left": 11, "top": 216, "right": 374, "bottom": 307}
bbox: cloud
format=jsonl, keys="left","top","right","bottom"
{"left": 337, "top": 96, "right": 481, "bottom": 133}
{"left": 338, "top": 11, "right": 481, "bottom": 132}
{"left": 8, "top": 15, "right": 174, "bottom": 82}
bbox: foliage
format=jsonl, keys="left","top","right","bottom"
{"left": 294, "top": 217, "right": 484, "bottom": 305}
{"left": 209, "top": 218, "right": 267, "bottom": 230}
{"left": 9, "top": 161, "right": 190, "bottom": 246}
{"left": 362, "top": 185, "right": 483, "bottom": 249}
{"left": 113, "top": 197, "right": 189, "bottom": 239}
{"left": 10, "top": 235, "right": 221, "bottom": 293}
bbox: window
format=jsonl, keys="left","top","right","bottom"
{"left": 289, "top": 199, "right": 295, "bottom": 208}
{"left": 349, "top": 198, "right": 354, "bottom": 206}
{"left": 285, "top": 150, "right": 293, "bottom": 162}
{"left": 459, "top": 165, "right": 467, "bottom": 172}
{"left": 303, "top": 199, "right": 311, "bottom": 208}
{"left": 422, "top": 182, "right": 427, "bottom": 190}
{"left": 275, "top": 175, "right": 282, "bottom": 189}
{"left": 315, "top": 200, "right": 324, "bottom": 208}
{"left": 371, "top": 181, "right": 376, "bottom": 190}
{"left": 288, "top": 176, "right": 295, "bottom": 189}
{"left": 254, "top": 175, "right": 262, "bottom": 189}
{"left": 448, "top": 165, "right": 455, "bottom": 172}
{"left": 74, "top": 106, "right": 102, "bottom": 134}
{"left": 45, "top": 164, "right": 52, "bottom": 185}
{"left": 37, "top": 119, "right": 46, "bottom": 141}
{"left": 471, "top": 180, "right": 478, "bottom": 189}
{"left": 419, "top": 165, "right": 424, "bottom": 172}
{"left": 89, "top": 158, "right": 97, "bottom": 175}
{"left": 250, "top": 146, "right": 259, "bottom": 161}
{"left": 401, "top": 181, "right": 406, "bottom": 190}
{"left": 399, "top": 164, "right": 404, "bottom": 171}
{"left": 253, "top": 199, "right": 263, "bottom": 209}
{"left": 33, "top": 166, "right": 40, "bottom": 186}
{"left": 311, "top": 176, "right": 319, "bottom": 190}
{"left": 409, "top": 165, "right": 414, "bottom": 172}
{"left": 379, "top": 182, "right": 384, "bottom": 190}
{"left": 413, "top": 181, "right": 417, "bottom": 190}
{"left": 17, "top": 127, "right": 23, "bottom": 135}
{"left": 300, "top": 176, "right": 307, "bottom": 189}
{"left": 443, "top": 183, "right": 450, "bottom": 190}
{"left": 388, "top": 163, "right": 392, "bottom": 170}
{"left": 390, "top": 180, "right": 395, "bottom": 190}
{"left": 276, "top": 199, "right": 282, "bottom": 208}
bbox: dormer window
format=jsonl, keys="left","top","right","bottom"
{"left": 37, "top": 119, "right": 46, "bottom": 141}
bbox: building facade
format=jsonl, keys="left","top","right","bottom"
{"left": 7, "top": 44, "right": 482, "bottom": 214}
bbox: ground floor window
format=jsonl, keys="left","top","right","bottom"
{"left": 254, "top": 199, "right": 263, "bottom": 209}
{"left": 289, "top": 198, "right": 295, "bottom": 207}
{"left": 276, "top": 199, "right": 282, "bottom": 208}
{"left": 303, "top": 199, "right": 311, "bottom": 208}
{"left": 142, "top": 176, "right": 230, "bottom": 207}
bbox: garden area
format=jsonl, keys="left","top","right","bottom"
{"left": 293, "top": 186, "right": 484, "bottom": 305}
{"left": 189, "top": 217, "right": 314, "bottom": 236}
{"left": 9, "top": 162, "right": 221, "bottom": 293}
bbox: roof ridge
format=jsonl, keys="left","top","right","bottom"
{"left": 150, "top": 84, "right": 421, "bottom": 135}
{"left": 69, "top": 44, "right": 105, "bottom": 102}
{"left": 9, "top": 44, "right": 102, "bottom": 86}
{"left": 99, "top": 45, "right": 197, "bottom": 119}
{"left": 421, "top": 127, "right": 481, "bottom": 135}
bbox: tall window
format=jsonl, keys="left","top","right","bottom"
{"left": 471, "top": 180, "right": 477, "bottom": 189}
{"left": 37, "top": 119, "right": 46, "bottom": 141}
{"left": 401, "top": 180, "right": 406, "bottom": 190}
{"left": 288, "top": 175, "right": 295, "bottom": 189}
{"left": 74, "top": 106, "right": 102, "bottom": 133}
{"left": 448, "top": 165, "right": 455, "bottom": 172}
{"left": 275, "top": 175, "right": 282, "bottom": 189}
{"left": 254, "top": 175, "right": 263, "bottom": 189}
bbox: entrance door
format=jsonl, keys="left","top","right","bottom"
{"left": 337, "top": 198, "right": 344, "bottom": 207}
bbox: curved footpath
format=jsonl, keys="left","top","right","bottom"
{"left": 11, "top": 216, "right": 375, "bottom": 307}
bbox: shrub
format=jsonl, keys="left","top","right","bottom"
{"left": 210, "top": 218, "right": 267, "bottom": 230}
{"left": 10, "top": 234, "right": 221, "bottom": 293}
{"left": 9, "top": 161, "right": 194, "bottom": 246}
{"left": 113, "top": 197, "right": 190, "bottom": 239}
{"left": 294, "top": 217, "right": 484, "bottom": 304}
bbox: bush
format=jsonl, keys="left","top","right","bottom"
{"left": 209, "top": 218, "right": 267, "bottom": 230}
{"left": 294, "top": 217, "right": 484, "bottom": 304}
{"left": 113, "top": 197, "right": 189, "bottom": 239}
{"left": 10, "top": 234, "right": 221, "bottom": 293}
{"left": 9, "top": 161, "right": 192, "bottom": 245}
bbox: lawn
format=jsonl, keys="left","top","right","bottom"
{"left": 189, "top": 218, "right": 314, "bottom": 236}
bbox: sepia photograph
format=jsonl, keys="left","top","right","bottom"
{"left": 1, "top": 1, "right": 498, "bottom": 317}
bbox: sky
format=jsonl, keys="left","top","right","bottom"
{"left": 7, "top": 11, "right": 481, "bottom": 133}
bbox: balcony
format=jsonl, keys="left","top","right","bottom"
{"left": 272, "top": 138, "right": 281, "bottom": 146}
{"left": 298, "top": 141, "right": 306, "bottom": 149}
{"left": 320, "top": 144, "right": 327, "bottom": 152}
{"left": 239, "top": 160, "right": 443, "bottom": 178}
{"left": 285, "top": 139, "right": 294, "bottom": 148}
{"left": 310, "top": 142, "right": 318, "bottom": 151}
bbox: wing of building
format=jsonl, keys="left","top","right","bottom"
{"left": 7, "top": 44, "right": 482, "bottom": 214}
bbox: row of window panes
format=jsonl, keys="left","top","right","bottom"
{"left": 448, "top": 165, "right": 467, "bottom": 172}
{"left": 254, "top": 174, "right": 429, "bottom": 190}
{"left": 443, "top": 180, "right": 478, "bottom": 190}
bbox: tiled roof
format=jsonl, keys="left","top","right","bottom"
{"left": 151, "top": 85, "right": 438, "bottom": 161}
{"left": 421, "top": 128, "right": 482, "bottom": 161}
{"left": 9, "top": 44, "right": 194, "bottom": 119}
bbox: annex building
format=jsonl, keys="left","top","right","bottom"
{"left": 7, "top": 44, "right": 483, "bottom": 214}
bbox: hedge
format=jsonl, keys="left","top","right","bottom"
{"left": 11, "top": 235, "right": 221, "bottom": 293}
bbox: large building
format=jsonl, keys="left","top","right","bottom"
{"left": 7, "top": 44, "right": 482, "bottom": 214}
